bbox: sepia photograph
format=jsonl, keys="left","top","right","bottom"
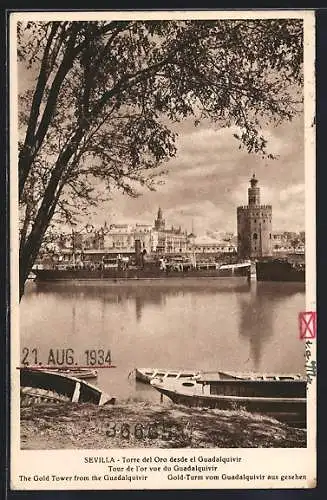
{"left": 11, "top": 10, "right": 316, "bottom": 490}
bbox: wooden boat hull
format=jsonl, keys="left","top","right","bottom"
{"left": 135, "top": 368, "right": 200, "bottom": 384}
{"left": 28, "top": 367, "right": 98, "bottom": 380}
{"left": 20, "top": 368, "right": 114, "bottom": 406}
{"left": 136, "top": 368, "right": 303, "bottom": 385}
{"left": 153, "top": 386, "right": 306, "bottom": 426}
{"left": 150, "top": 376, "right": 306, "bottom": 427}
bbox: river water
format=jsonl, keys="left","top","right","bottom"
{"left": 20, "top": 280, "right": 305, "bottom": 403}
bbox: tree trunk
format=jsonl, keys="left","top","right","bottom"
{"left": 19, "top": 215, "right": 48, "bottom": 300}
{"left": 19, "top": 250, "right": 35, "bottom": 301}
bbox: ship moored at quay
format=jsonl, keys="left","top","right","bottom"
{"left": 33, "top": 257, "right": 252, "bottom": 283}
{"left": 256, "top": 258, "right": 305, "bottom": 283}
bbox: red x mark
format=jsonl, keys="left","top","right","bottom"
{"left": 299, "top": 311, "right": 317, "bottom": 339}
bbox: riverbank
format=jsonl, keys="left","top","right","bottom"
{"left": 21, "top": 400, "right": 306, "bottom": 449}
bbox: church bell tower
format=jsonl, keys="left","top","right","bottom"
{"left": 154, "top": 207, "right": 165, "bottom": 230}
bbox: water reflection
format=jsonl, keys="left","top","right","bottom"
{"left": 29, "top": 281, "right": 252, "bottom": 323}
{"left": 238, "top": 282, "right": 305, "bottom": 371}
{"left": 21, "top": 281, "right": 305, "bottom": 401}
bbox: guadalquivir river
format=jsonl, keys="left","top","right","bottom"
{"left": 20, "top": 280, "right": 305, "bottom": 403}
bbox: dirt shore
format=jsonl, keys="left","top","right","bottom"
{"left": 20, "top": 400, "right": 306, "bottom": 449}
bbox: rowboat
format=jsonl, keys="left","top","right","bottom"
{"left": 26, "top": 366, "right": 98, "bottom": 380}
{"left": 20, "top": 367, "right": 115, "bottom": 406}
{"left": 135, "top": 367, "right": 290, "bottom": 384}
{"left": 150, "top": 371, "right": 306, "bottom": 426}
{"left": 135, "top": 367, "right": 201, "bottom": 384}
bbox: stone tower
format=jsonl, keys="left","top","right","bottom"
{"left": 237, "top": 174, "right": 272, "bottom": 259}
{"left": 154, "top": 207, "right": 165, "bottom": 230}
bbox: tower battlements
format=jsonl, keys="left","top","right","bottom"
{"left": 237, "top": 204, "right": 272, "bottom": 211}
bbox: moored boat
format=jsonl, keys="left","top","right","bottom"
{"left": 33, "top": 261, "right": 251, "bottom": 283}
{"left": 135, "top": 367, "right": 201, "bottom": 384}
{"left": 27, "top": 366, "right": 98, "bottom": 380}
{"left": 150, "top": 371, "right": 306, "bottom": 426}
{"left": 256, "top": 259, "right": 305, "bottom": 282}
{"left": 20, "top": 367, "right": 115, "bottom": 406}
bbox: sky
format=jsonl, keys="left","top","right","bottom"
{"left": 90, "top": 114, "right": 305, "bottom": 236}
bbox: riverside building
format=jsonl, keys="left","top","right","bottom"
{"left": 54, "top": 208, "right": 190, "bottom": 260}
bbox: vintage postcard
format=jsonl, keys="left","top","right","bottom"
{"left": 10, "top": 9, "right": 316, "bottom": 490}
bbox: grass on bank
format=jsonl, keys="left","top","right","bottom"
{"left": 20, "top": 400, "right": 306, "bottom": 449}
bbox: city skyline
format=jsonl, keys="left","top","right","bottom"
{"left": 84, "top": 114, "right": 304, "bottom": 235}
